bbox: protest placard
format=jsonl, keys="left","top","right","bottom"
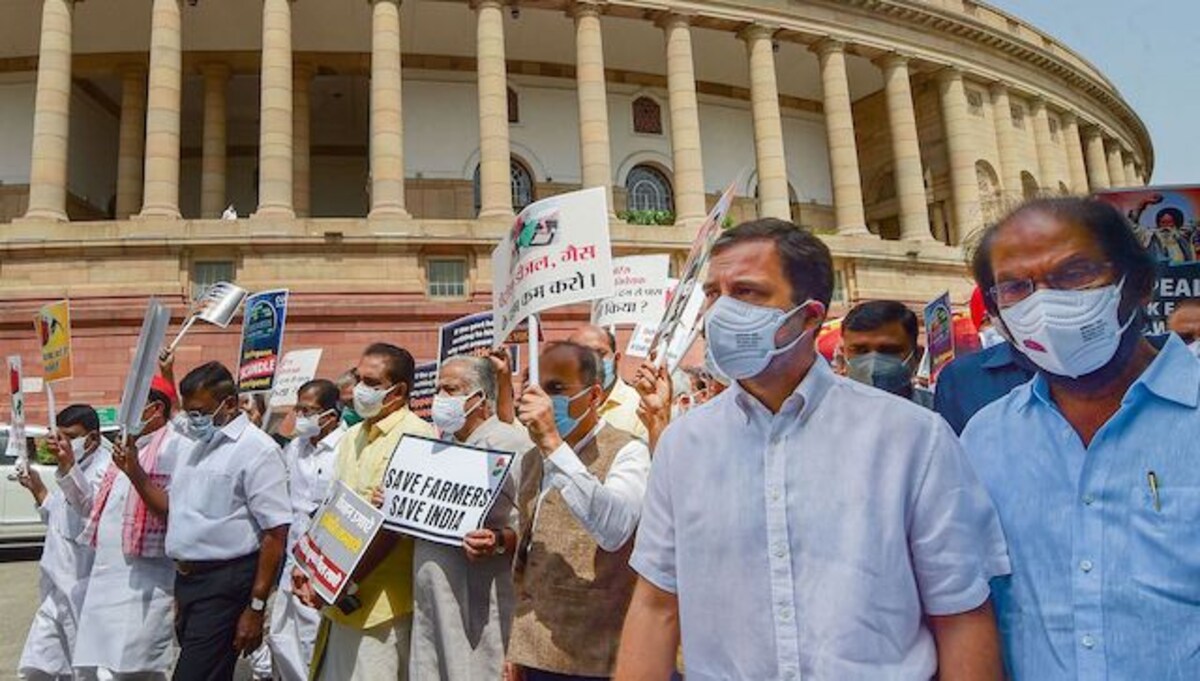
{"left": 625, "top": 323, "right": 656, "bottom": 359}
{"left": 268, "top": 348, "right": 323, "bottom": 409}
{"left": 591, "top": 255, "right": 671, "bottom": 328}
{"left": 491, "top": 187, "right": 613, "bottom": 348}
{"left": 381, "top": 435, "right": 517, "bottom": 546}
{"left": 409, "top": 362, "right": 438, "bottom": 422}
{"left": 437, "top": 311, "right": 524, "bottom": 373}
{"left": 924, "top": 292, "right": 955, "bottom": 381}
{"left": 6, "top": 357, "right": 26, "bottom": 469}
{"left": 649, "top": 183, "right": 736, "bottom": 365}
{"left": 238, "top": 289, "right": 289, "bottom": 393}
{"left": 1094, "top": 186, "right": 1200, "bottom": 335}
{"left": 34, "top": 300, "right": 72, "bottom": 383}
{"left": 118, "top": 298, "right": 170, "bottom": 438}
{"left": 292, "top": 481, "right": 385, "bottom": 604}
{"left": 166, "top": 281, "right": 248, "bottom": 352}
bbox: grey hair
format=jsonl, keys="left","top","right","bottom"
{"left": 334, "top": 369, "right": 358, "bottom": 389}
{"left": 442, "top": 356, "right": 497, "bottom": 405}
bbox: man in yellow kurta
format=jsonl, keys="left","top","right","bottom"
{"left": 299, "top": 342, "right": 435, "bottom": 681}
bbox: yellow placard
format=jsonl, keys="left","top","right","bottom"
{"left": 34, "top": 300, "right": 72, "bottom": 383}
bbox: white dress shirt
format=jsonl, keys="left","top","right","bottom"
{"left": 42, "top": 441, "right": 111, "bottom": 600}
{"left": 282, "top": 424, "right": 345, "bottom": 552}
{"left": 537, "top": 423, "right": 650, "bottom": 552}
{"left": 630, "top": 358, "right": 1010, "bottom": 681}
{"left": 166, "top": 413, "right": 291, "bottom": 561}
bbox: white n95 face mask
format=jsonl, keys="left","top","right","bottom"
{"left": 704, "top": 296, "right": 815, "bottom": 380}
{"left": 431, "top": 390, "right": 481, "bottom": 435}
{"left": 999, "top": 278, "right": 1132, "bottom": 379}
{"left": 352, "top": 382, "right": 397, "bottom": 419}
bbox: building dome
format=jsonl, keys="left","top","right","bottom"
{"left": 0, "top": 0, "right": 1152, "bottom": 415}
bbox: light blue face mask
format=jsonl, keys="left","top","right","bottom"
{"left": 550, "top": 387, "right": 593, "bottom": 439}
{"left": 602, "top": 357, "right": 617, "bottom": 391}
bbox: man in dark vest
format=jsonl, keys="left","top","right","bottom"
{"left": 512, "top": 341, "right": 652, "bottom": 681}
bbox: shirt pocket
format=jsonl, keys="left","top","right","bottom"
{"left": 1127, "top": 485, "right": 1200, "bottom": 603}
{"left": 185, "top": 470, "right": 236, "bottom": 520}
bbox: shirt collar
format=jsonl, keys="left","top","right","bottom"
{"left": 602, "top": 379, "right": 637, "bottom": 410}
{"left": 980, "top": 341, "right": 1019, "bottom": 369}
{"left": 730, "top": 355, "right": 835, "bottom": 424}
{"left": 1023, "top": 334, "right": 1200, "bottom": 411}
{"left": 218, "top": 412, "right": 249, "bottom": 441}
{"left": 367, "top": 407, "right": 413, "bottom": 441}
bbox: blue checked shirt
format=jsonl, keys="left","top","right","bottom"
{"left": 963, "top": 334, "right": 1200, "bottom": 680}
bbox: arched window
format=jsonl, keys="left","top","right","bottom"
{"left": 976, "top": 160, "right": 1004, "bottom": 224}
{"left": 508, "top": 87, "right": 519, "bottom": 124}
{"left": 473, "top": 156, "right": 536, "bottom": 213}
{"left": 1020, "top": 171, "right": 1040, "bottom": 200}
{"left": 625, "top": 165, "right": 673, "bottom": 213}
{"left": 632, "top": 97, "right": 662, "bottom": 135}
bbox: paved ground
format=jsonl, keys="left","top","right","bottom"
{"left": 0, "top": 554, "right": 254, "bottom": 680}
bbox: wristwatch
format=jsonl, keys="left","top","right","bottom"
{"left": 492, "top": 528, "right": 506, "bottom": 555}
{"left": 249, "top": 597, "right": 267, "bottom": 613}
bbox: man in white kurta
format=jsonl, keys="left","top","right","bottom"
{"left": 411, "top": 356, "right": 533, "bottom": 681}
{"left": 269, "top": 379, "right": 346, "bottom": 681}
{"left": 18, "top": 405, "right": 112, "bottom": 681}
{"left": 70, "top": 381, "right": 191, "bottom": 680}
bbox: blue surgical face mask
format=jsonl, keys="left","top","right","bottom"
{"left": 550, "top": 387, "right": 594, "bottom": 439}
{"left": 602, "top": 357, "right": 617, "bottom": 391}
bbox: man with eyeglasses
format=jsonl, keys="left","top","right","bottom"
{"left": 511, "top": 341, "right": 651, "bottom": 680}
{"left": 962, "top": 197, "right": 1200, "bottom": 680}
{"left": 168, "top": 361, "right": 291, "bottom": 681}
{"left": 268, "top": 378, "right": 346, "bottom": 679}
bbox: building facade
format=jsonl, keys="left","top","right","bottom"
{"left": 0, "top": 0, "right": 1152, "bottom": 418}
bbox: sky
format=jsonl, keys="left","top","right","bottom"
{"left": 988, "top": 0, "right": 1199, "bottom": 186}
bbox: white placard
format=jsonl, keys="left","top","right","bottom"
{"left": 118, "top": 299, "right": 171, "bottom": 437}
{"left": 6, "top": 356, "right": 26, "bottom": 469}
{"left": 380, "top": 435, "right": 518, "bottom": 546}
{"left": 590, "top": 254, "right": 671, "bottom": 328}
{"left": 20, "top": 377, "right": 44, "bottom": 395}
{"left": 491, "top": 187, "right": 614, "bottom": 347}
{"left": 269, "top": 348, "right": 324, "bottom": 409}
{"left": 625, "top": 324, "right": 657, "bottom": 359}
{"left": 195, "top": 282, "right": 248, "bottom": 328}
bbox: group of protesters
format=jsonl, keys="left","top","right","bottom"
{"left": 14, "top": 194, "right": 1200, "bottom": 681}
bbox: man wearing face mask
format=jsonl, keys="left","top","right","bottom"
{"left": 17, "top": 404, "right": 111, "bottom": 681}
{"left": 840, "top": 300, "right": 929, "bottom": 406}
{"left": 168, "top": 361, "right": 291, "bottom": 681}
{"left": 512, "top": 341, "right": 651, "bottom": 680}
{"left": 616, "top": 219, "right": 1009, "bottom": 681}
{"left": 268, "top": 379, "right": 346, "bottom": 680}
{"left": 568, "top": 324, "right": 650, "bottom": 442}
{"left": 69, "top": 378, "right": 191, "bottom": 681}
{"left": 296, "top": 343, "right": 434, "bottom": 681}
{"left": 413, "top": 356, "right": 533, "bottom": 681}
{"left": 961, "top": 198, "right": 1200, "bottom": 680}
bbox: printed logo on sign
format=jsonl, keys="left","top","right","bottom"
{"left": 509, "top": 206, "right": 560, "bottom": 269}
{"left": 244, "top": 299, "right": 278, "bottom": 341}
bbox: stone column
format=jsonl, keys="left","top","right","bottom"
{"left": 139, "top": 0, "right": 184, "bottom": 219}
{"left": 1122, "top": 152, "right": 1137, "bottom": 188}
{"left": 115, "top": 64, "right": 147, "bottom": 220}
{"left": 368, "top": 0, "right": 409, "bottom": 218}
{"left": 1029, "top": 97, "right": 1056, "bottom": 193}
{"left": 937, "top": 67, "right": 981, "bottom": 241}
{"left": 23, "top": 0, "right": 75, "bottom": 222}
{"left": 659, "top": 13, "right": 705, "bottom": 225}
{"left": 740, "top": 24, "right": 789, "bottom": 220}
{"left": 293, "top": 61, "right": 313, "bottom": 217}
{"left": 255, "top": 0, "right": 295, "bottom": 218}
{"left": 813, "top": 39, "right": 866, "bottom": 236}
{"left": 573, "top": 1, "right": 614, "bottom": 215}
{"left": 878, "top": 53, "right": 931, "bottom": 241}
{"left": 1060, "top": 111, "right": 1089, "bottom": 194}
{"left": 199, "top": 63, "right": 229, "bottom": 219}
{"left": 1104, "top": 137, "right": 1125, "bottom": 188}
{"left": 988, "top": 83, "right": 1021, "bottom": 194}
{"left": 1082, "top": 126, "right": 1110, "bottom": 191}
{"left": 474, "top": 0, "right": 513, "bottom": 218}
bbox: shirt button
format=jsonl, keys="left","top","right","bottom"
{"left": 1081, "top": 634, "right": 1096, "bottom": 649}
{"left": 774, "top": 542, "right": 786, "bottom": 558}
{"left": 1082, "top": 494, "right": 1095, "bottom": 506}
{"left": 784, "top": 672, "right": 797, "bottom": 681}
{"left": 1080, "top": 559, "right": 1094, "bottom": 573}
{"left": 779, "top": 607, "right": 792, "bottom": 621}
{"left": 770, "top": 488, "right": 781, "bottom": 501}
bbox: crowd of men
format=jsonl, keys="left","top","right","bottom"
{"left": 13, "top": 196, "right": 1200, "bottom": 681}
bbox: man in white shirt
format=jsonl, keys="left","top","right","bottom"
{"left": 269, "top": 379, "right": 346, "bottom": 680}
{"left": 71, "top": 377, "right": 191, "bottom": 680}
{"left": 168, "top": 362, "right": 291, "bottom": 681}
{"left": 615, "top": 219, "right": 1010, "bottom": 681}
{"left": 17, "top": 404, "right": 111, "bottom": 681}
{"left": 512, "top": 341, "right": 651, "bottom": 680}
